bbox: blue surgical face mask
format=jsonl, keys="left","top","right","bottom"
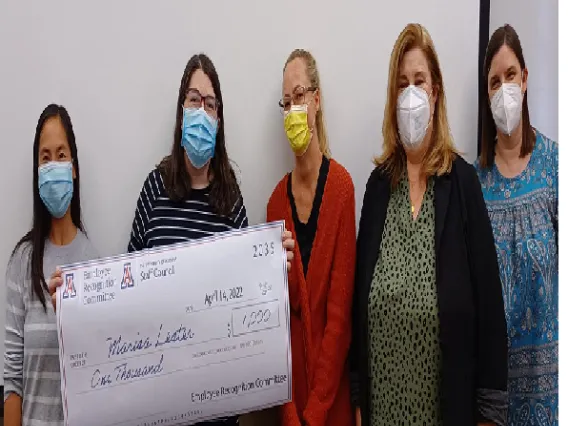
{"left": 38, "top": 161, "right": 74, "bottom": 219}
{"left": 181, "top": 107, "right": 218, "bottom": 169}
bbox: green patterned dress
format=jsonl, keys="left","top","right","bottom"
{"left": 368, "top": 176, "right": 442, "bottom": 425}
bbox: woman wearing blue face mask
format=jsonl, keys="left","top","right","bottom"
{"left": 475, "top": 24, "right": 558, "bottom": 426}
{"left": 128, "top": 54, "right": 247, "bottom": 254}
{"left": 4, "top": 104, "right": 98, "bottom": 426}
{"left": 127, "top": 53, "right": 294, "bottom": 426}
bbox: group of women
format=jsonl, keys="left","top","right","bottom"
{"left": 4, "top": 21, "right": 558, "bottom": 426}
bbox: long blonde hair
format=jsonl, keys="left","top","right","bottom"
{"left": 284, "top": 49, "right": 331, "bottom": 158}
{"left": 376, "top": 23, "right": 457, "bottom": 187}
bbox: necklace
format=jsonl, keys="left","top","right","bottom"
{"left": 409, "top": 175, "right": 426, "bottom": 217}
{"left": 410, "top": 188, "right": 423, "bottom": 216}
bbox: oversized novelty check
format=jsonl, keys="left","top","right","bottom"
{"left": 56, "top": 221, "right": 292, "bottom": 426}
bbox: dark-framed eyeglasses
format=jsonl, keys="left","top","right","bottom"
{"left": 183, "top": 88, "right": 220, "bottom": 114}
{"left": 278, "top": 86, "right": 317, "bottom": 113}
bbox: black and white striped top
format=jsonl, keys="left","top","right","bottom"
{"left": 128, "top": 169, "right": 244, "bottom": 425}
{"left": 128, "top": 169, "right": 248, "bottom": 253}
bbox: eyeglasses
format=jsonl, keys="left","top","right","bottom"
{"left": 183, "top": 89, "right": 220, "bottom": 115}
{"left": 278, "top": 86, "right": 317, "bottom": 113}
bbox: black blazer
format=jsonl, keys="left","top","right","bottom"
{"left": 350, "top": 156, "right": 508, "bottom": 426}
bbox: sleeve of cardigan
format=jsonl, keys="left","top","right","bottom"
{"left": 266, "top": 189, "right": 303, "bottom": 426}
{"left": 349, "top": 169, "right": 376, "bottom": 407}
{"left": 279, "top": 378, "right": 303, "bottom": 426}
{"left": 303, "top": 182, "right": 357, "bottom": 426}
{"left": 348, "top": 239, "right": 361, "bottom": 407}
{"left": 463, "top": 164, "right": 508, "bottom": 426}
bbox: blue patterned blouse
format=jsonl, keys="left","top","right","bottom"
{"left": 474, "top": 130, "right": 558, "bottom": 426}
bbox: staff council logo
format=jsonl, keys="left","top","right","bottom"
{"left": 121, "top": 262, "right": 134, "bottom": 289}
{"left": 62, "top": 273, "right": 76, "bottom": 299}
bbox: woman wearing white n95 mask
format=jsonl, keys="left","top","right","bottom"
{"left": 475, "top": 24, "right": 558, "bottom": 426}
{"left": 350, "top": 23, "right": 508, "bottom": 426}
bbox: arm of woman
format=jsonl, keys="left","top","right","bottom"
{"left": 349, "top": 169, "right": 379, "bottom": 425}
{"left": 463, "top": 166, "right": 508, "bottom": 426}
{"left": 349, "top": 261, "right": 361, "bottom": 413}
{"left": 349, "top": 224, "right": 365, "bottom": 421}
{"left": 280, "top": 388, "right": 303, "bottom": 426}
{"left": 127, "top": 172, "right": 157, "bottom": 253}
{"left": 303, "top": 184, "right": 357, "bottom": 426}
{"left": 266, "top": 199, "right": 303, "bottom": 426}
{"left": 233, "top": 195, "right": 249, "bottom": 229}
{"left": 553, "top": 143, "right": 558, "bottom": 246}
{"left": 4, "top": 395, "right": 22, "bottom": 426}
{"left": 4, "top": 258, "right": 26, "bottom": 426}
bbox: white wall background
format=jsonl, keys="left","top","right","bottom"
{"left": 489, "top": 0, "right": 558, "bottom": 141}
{"left": 0, "top": 0, "right": 481, "bottom": 380}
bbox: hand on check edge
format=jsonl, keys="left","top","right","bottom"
{"left": 46, "top": 232, "right": 294, "bottom": 311}
{"left": 48, "top": 267, "right": 63, "bottom": 312}
{"left": 282, "top": 230, "right": 294, "bottom": 271}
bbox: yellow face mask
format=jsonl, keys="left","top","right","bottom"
{"left": 284, "top": 104, "right": 311, "bottom": 156}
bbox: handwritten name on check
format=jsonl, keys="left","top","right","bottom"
{"left": 56, "top": 222, "right": 292, "bottom": 426}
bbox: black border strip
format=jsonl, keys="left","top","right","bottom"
{"left": 478, "top": 0, "right": 491, "bottom": 156}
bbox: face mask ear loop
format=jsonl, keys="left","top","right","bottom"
{"left": 424, "top": 91, "right": 433, "bottom": 137}
{"left": 304, "top": 96, "right": 316, "bottom": 144}
{"left": 419, "top": 87, "right": 434, "bottom": 143}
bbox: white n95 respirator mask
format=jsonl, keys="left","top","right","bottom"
{"left": 397, "top": 85, "right": 431, "bottom": 149}
{"left": 490, "top": 82, "right": 523, "bottom": 135}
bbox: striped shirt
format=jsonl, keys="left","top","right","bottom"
{"left": 3, "top": 231, "right": 98, "bottom": 426}
{"left": 127, "top": 168, "right": 248, "bottom": 426}
{"left": 128, "top": 169, "right": 248, "bottom": 252}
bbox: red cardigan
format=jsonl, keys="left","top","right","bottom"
{"left": 267, "top": 159, "right": 356, "bottom": 426}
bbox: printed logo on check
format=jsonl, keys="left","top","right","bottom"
{"left": 62, "top": 273, "right": 77, "bottom": 299}
{"left": 121, "top": 262, "right": 134, "bottom": 289}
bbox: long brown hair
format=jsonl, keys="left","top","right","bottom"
{"left": 284, "top": 49, "right": 331, "bottom": 158}
{"left": 375, "top": 23, "right": 457, "bottom": 188}
{"left": 158, "top": 53, "right": 240, "bottom": 216}
{"left": 479, "top": 24, "right": 535, "bottom": 169}
{"left": 12, "top": 104, "right": 85, "bottom": 310}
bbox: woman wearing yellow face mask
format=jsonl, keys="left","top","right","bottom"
{"left": 266, "top": 49, "right": 356, "bottom": 426}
